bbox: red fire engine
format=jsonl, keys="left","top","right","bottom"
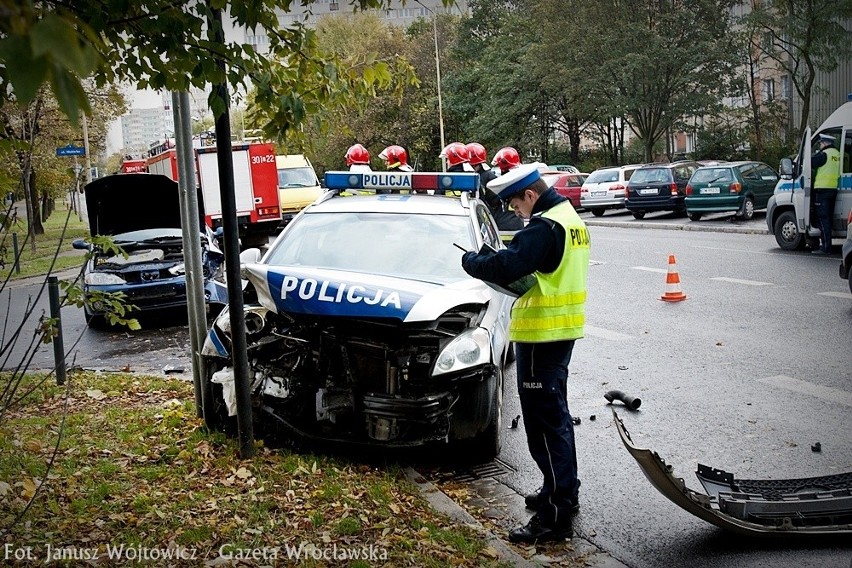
{"left": 145, "top": 139, "right": 282, "bottom": 246}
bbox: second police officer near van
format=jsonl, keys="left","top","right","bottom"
{"left": 460, "top": 163, "right": 590, "bottom": 544}
{"left": 810, "top": 133, "right": 840, "bottom": 255}
{"left": 466, "top": 142, "right": 524, "bottom": 232}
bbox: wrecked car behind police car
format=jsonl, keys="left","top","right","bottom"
{"left": 72, "top": 173, "right": 227, "bottom": 326}
{"left": 201, "top": 171, "right": 513, "bottom": 460}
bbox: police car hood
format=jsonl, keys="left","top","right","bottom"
{"left": 242, "top": 264, "right": 492, "bottom": 322}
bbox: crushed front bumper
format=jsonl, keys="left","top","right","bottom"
{"left": 612, "top": 409, "right": 852, "bottom": 536}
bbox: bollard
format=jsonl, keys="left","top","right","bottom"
{"left": 48, "top": 277, "right": 66, "bottom": 385}
{"left": 12, "top": 232, "right": 20, "bottom": 274}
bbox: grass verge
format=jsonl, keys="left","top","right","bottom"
{"left": 0, "top": 371, "right": 508, "bottom": 567}
{"left": 1, "top": 202, "right": 88, "bottom": 281}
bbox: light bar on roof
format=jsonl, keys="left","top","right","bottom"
{"left": 324, "top": 171, "right": 480, "bottom": 192}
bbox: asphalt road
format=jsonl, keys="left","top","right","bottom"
{"left": 496, "top": 223, "right": 851, "bottom": 568}
{"left": 4, "top": 207, "right": 851, "bottom": 568}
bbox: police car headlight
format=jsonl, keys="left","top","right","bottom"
{"left": 84, "top": 272, "right": 126, "bottom": 285}
{"left": 433, "top": 328, "right": 491, "bottom": 376}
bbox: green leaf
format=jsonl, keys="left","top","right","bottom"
{"left": 49, "top": 64, "right": 89, "bottom": 124}
{"left": 0, "top": 35, "right": 47, "bottom": 105}
{"left": 30, "top": 14, "right": 93, "bottom": 76}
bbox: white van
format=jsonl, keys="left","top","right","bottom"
{"left": 766, "top": 101, "right": 852, "bottom": 251}
{"left": 276, "top": 154, "right": 324, "bottom": 219}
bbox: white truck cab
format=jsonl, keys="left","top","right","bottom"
{"left": 766, "top": 101, "right": 852, "bottom": 251}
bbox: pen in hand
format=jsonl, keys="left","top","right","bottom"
{"left": 453, "top": 243, "right": 469, "bottom": 253}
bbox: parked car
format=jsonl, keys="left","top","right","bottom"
{"left": 541, "top": 170, "right": 588, "bottom": 209}
{"left": 580, "top": 164, "right": 644, "bottom": 216}
{"left": 624, "top": 161, "right": 702, "bottom": 219}
{"left": 200, "top": 171, "right": 513, "bottom": 461}
{"left": 549, "top": 164, "right": 581, "bottom": 174}
{"left": 276, "top": 154, "right": 324, "bottom": 220}
{"left": 685, "top": 161, "right": 779, "bottom": 221}
{"left": 72, "top": 173, "right": 228, "bottom": 327}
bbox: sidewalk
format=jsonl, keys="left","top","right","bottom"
{"left": 408, "top": 469, "right": 628, "bottom": 567}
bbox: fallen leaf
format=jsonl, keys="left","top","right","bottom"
{"left": 86, "top": 389, "right": 106, "bottom": 400}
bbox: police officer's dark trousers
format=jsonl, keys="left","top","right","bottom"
{"left": 515, "top": 339, "right": 580, "bottom": 528}
{"left": 813, "top": 188, "right": 837, "bottom": 252}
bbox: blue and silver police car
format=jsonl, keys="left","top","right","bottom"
{"left": 201, "top": 171, "right": 514, "bottom": 460}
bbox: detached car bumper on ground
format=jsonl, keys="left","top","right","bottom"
{"left": 201, "top": 172, "right": 513, "bottom": 461}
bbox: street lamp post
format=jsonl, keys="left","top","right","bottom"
{"left": 416, "top": 0, "right": 446, "bottom": 171}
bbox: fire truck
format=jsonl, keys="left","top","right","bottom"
{"left": 120, "top": 158, "right": 147, "bottom": 173}
{"left": 145, "top": 138, "right": 282, "bottom": 247}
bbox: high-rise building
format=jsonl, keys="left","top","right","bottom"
{"left": 120, "top": 104, "right": 171, "bottom": 158}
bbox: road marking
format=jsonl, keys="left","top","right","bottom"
{"left": 631, "top": 266, "right": 668, "bottom": 274}
{"left": 757, "top": 375, "right": 852, "bottom": 408}
{"left": 710, "top": 277, "right": 772, "bottom": 286}
{"left": 819, "top": 291, "right": 852, "bottom": 299}
{"left": 585, "top": 325, "right": 634, "bottom": 341}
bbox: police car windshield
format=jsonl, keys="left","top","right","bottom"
{"left": 265, "top": 212, "right": 474, "bottom": 282}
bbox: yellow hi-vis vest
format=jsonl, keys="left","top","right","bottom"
{"left": 814, "top": 147, "right": 840, "bottom": 189}
{"left": 509, "top": 202, "right": 590, "bottom": 343}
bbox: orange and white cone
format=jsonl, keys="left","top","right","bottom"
{"left": 660, "top": 254, "right": 687, "bottom": 302}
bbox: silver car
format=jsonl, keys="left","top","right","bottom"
{"left": 580, "top": 164, "right": 644, "bottom": 216}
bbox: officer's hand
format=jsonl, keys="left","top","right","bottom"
{"left": 461, "top": 251, "right": 476, "bottom": 270}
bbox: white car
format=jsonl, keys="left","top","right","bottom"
{"left": 580, "top": 164, "right": 644, "bottom": 217}
{"left": 201, "top": 171, "right": 513, "bottom": 461}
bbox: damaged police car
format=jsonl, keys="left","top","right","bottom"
{"left": 72, "top": 173, "right": 227, "bottom": 326}
{"left": 201, "top": 171, "right": 513, "bottom": 460}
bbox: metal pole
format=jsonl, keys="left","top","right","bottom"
{"left": 172, "top": 91, "right": 211, "bottom": 419}
{"left": 82, "top": 114, "right": 92, "bottom": 185}
{"left": 48, "top": 276, "right": 66, "bottom": 385}
{"left": 416, "top": 0, "right": 447, "bottom": 172}
{"left": 12, "top": 232, "right": 20, "bottom": 274}
{"left": 433, "top": 13, "right": 446, "bottom": 172}
{"left": 212, "top": 6, "right": 254, "bottom": 458}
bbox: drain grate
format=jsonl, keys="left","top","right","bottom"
{"left": 449, "top": 458, "right": 516, "bottom": 483}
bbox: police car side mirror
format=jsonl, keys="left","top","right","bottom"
{"left": 779, "top": 158, "right": 793, "bottom": 179}
{"left": 239, "top": 248, "right": 262, "bottom": 264}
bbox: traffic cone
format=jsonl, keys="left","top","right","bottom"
{"left": 660, "top": 254, "right": 687, "bottom": 302}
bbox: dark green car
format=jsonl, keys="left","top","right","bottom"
{"left": 684, "top": 161, "right": 778, "bottom": 221}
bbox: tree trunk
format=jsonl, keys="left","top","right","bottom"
{"left": 29, "top": 169, "right": 44, "bottom": 236}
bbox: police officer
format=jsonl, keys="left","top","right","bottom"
{"left": 466, "top": 142, "right": 523, "bottom": 231}
{"left": 810, "top": 133, "right": 840, "bottom": 255}
{"left": 460, "top": 163, "right": 590, "bottom": 544}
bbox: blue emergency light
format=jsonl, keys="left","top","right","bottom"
{"left": 324, "top": 171, "right": 480, "bottom": 193}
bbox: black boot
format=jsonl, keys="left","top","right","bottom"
{"left": 524, "top": 490, "right": 580, "bottom": 514}
{"left": 508, "top": 515, "right": 572, "bottom": 544}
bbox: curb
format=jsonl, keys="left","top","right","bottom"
{"left": 584, "top": 218, "right": 769, "bottom": 235}
{"left": 404, "top": 467, "right": 537, "bottom": 567}
{"left": 405, "top": 468, "right": 629, "bottom": 568}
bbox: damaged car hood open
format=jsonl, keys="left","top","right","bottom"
{"left": 612, "top": 408, "right": 852, "bottom": 536}
{"left": 84, "top": 173, "right": 185, "bottom": 236}
{"left": 242, "top": 263, "right": 493, "bottom": 322}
